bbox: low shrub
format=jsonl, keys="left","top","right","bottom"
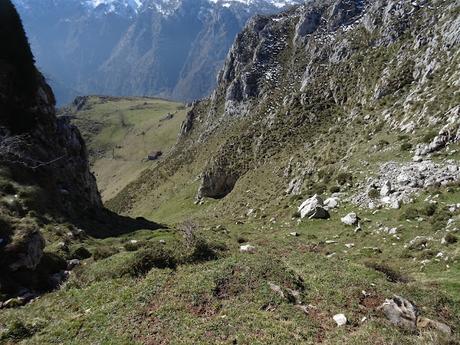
{"left": 337, "top": 172, "right": 352, "bottom": 185}
{"left": 69, "top": 246, "right": 92, "bottom": 260}
{"left": 187, "top": 238, "right": 218, "bottom": 263}
{"left": 93, "top": 246, "right": 119, "bottom": 261}
{"left": 123, "top": 247, "right": 177, "bottom": 277}
{"left": 123, "top": 241, "right": 146, "bottom": 252}
{"left": 400, "top": 142, "right": 412, "bottom": 151}
{"left": 399, "top": 206, "right": 419, "bottom": 220}
{"left": 431, "top": 207, "right": 452, "bottom": 231}
{"left": 329, "top": 185, "right": 341, "bottom": 193}
{"left": 421, "top": 130, "right": 437, "bottom": 144}
{"left": 444, "top": 233, "right": 458, "bottom": 244}
{"left": 368, "top": 188, "right": 380, "bottom": 199}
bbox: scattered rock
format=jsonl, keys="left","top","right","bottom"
{"left": 67, "top": 259, "right": 80, "bottom": 270}
{"left": 324, "top": 197, "right": 339, "bottom": 209}
{"left": 240, "top": 244, "right": 256, "bottom": 253}
{"left": 341, "top": 212, "right": 359, "bottom": 226}
{"left": 417, "top": 317, "right": 451, "bottom": 335}
{"left": 333, "top": 313, "right": 347, "bottom": 326}
{"left": 298, "top": 195, "right": 330, "bottom": 219}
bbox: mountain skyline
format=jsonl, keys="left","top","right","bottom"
{"left": 13, "top": 0, "right": 305, "bottom": 105}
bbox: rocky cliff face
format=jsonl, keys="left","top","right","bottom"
{"left": 0, "top": 0, "right": 102, "bottom": 296}
{"left": 175, "top": 0, "right": 460, "bottom": 200}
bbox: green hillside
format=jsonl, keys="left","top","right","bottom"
{"left": 63, "top": 96, "right": 188, "bottom": 201}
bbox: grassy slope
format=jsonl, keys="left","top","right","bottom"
{"left": 68, "top": 96, "right": 188, "bottom": 201}
{"left": 2, "top": 3, "right": 460, "bottom": 345}
{"left": 1, "top": 125, "right": 459, "bottom": 345}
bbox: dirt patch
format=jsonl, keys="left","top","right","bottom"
{"left": 359, "top": 294, "right": 384, "bottom": 309}
{"left": 365, "top": 262, "right": 410, "bottom": 283}
{"left": 187, "top": 294, "right": 221, "bottom": 317}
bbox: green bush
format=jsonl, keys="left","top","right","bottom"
{"left": 69, "top": 246, "right": 92, "bottom": 260}
{"left": 337, "top": 172, "right": 352, "bottom": 185}
{"left": 400, "top": 142, "right": 412, "bottom": 151}
{"left": 123, "top": 247, "right": 177, "bottom": 277}
{"left": 421, "top": 130, "right": 437, "bottom": 144}
{"left": 430, "top": 207, "right": 451, "bottom": 231}
{"left": 329, "top": 186, "right": 341, "bottom": 193}
{"left": 93, "top": 246, "right": 119, "bottom": 261}
{"left": 0, "top": 320, "right": 40, "bottom": 342}
{"left": 421, "top": 203, "right": 437, "bottom": 217}
{"left": 444, "top": 233, "right": 458, "bottom": 244}
{"left": 292, "top": 211, "right": 301, "bottom": 219}
{"left": 399, "top": 206, "right": 419, "bottom": 220}
{"left": 123, "top": 241, "right": 146, "bottom": 252}
{"left": 187, "top": 238, "right": 218, "bottom": 263}
{"left": 368, "top": 188, "right": 380, "bottom": 199}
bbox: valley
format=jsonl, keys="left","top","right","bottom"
{"left": 61, "top": 96, "right": 188, "bottom": 201}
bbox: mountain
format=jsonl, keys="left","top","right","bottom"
{"left": 13, "top": 0, "right": 305, "bottom": 104}
{"left": 1, "top": 0, "right": 460, "bottom": 343}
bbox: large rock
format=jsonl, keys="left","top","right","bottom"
{"left": 379, "top": 296, "right": 452, "bottom": 335}
{"left": 379, "top": 296, "right": 418, "bottom": 331}
{"left": 7, "top": 230, "right": 45, "bottom": 271}
{"left": 298, "top": 195, "right": 330, "bottom": 219}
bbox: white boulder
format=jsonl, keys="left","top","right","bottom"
{"left": 298, "top": 194, "right": 330, "bottom": 219}
{"left": 341, "top": 212, "right": 359, "bottom": 226}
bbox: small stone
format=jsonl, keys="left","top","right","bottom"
{"left": 240, "top": 244, "right": 256, "bottom": 253}
{"left": 159, "top": 240, "right": 166, "bottom": 244}
{"left": 67, "top": 259, "right": 80, "bottom": 270}
{"left": 333, "top": 313, "right": 347, "bottom": 326}
{"left": 345, "top": 243, "right": 354, "bottom": 249}
{"left": 290, "top": 232, "right": 299, "bottom": 237}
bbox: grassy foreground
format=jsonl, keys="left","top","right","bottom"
{"left": 1, "top": 175, "right": 459, "bottom": 344}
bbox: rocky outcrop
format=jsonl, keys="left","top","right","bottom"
{"left": 379, "top": 296, "right": 451, "bottom": 335}
{"left": 175, "top": 0, "right": 460, "bottom": 202}
{"left": 352, "top": 160, "right": 460, "bottom": 209}
{"left": 0, "top": 0, "right": 102, "bottom": 297}
{"left": 197, "top": 165, "right": 239, "bottom": 200}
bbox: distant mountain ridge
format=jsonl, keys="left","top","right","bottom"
{"left": 13, "top": 0, "right": 305, "bottom": 105}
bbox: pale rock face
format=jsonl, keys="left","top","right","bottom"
{"left": 380, "top": 180, "right": 392, "bottom": 197}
